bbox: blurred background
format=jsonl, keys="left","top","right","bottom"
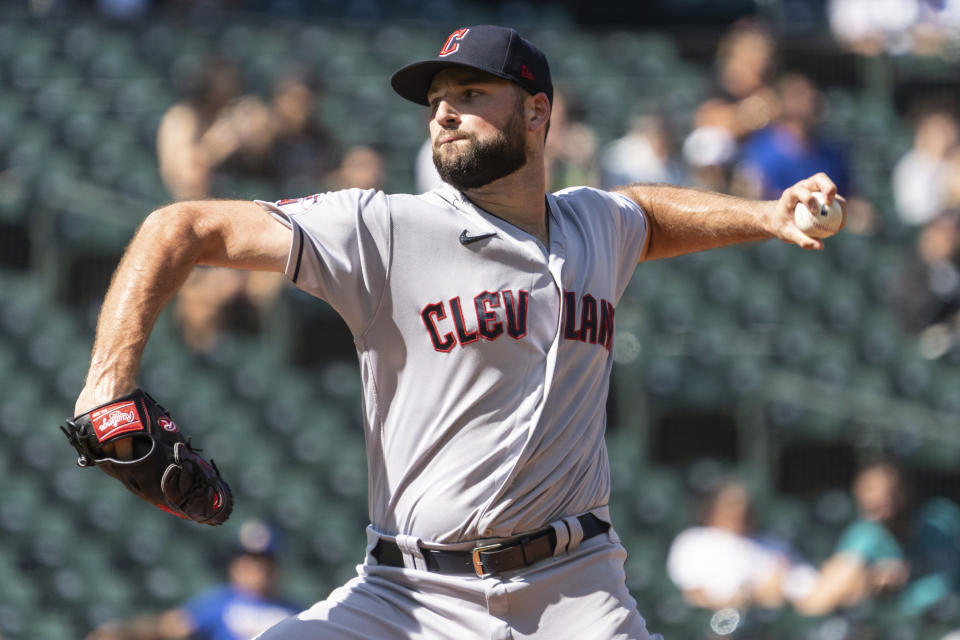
{"left": 2, "top": 0, "right": 960, "bottom": 638}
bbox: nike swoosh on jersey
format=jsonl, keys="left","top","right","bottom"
{"left": 459, "top": 230, "right": 497, "bottom": 245}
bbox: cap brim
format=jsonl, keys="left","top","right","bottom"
{"left": 390, "top": 60, "right": 516, "bottom": 106}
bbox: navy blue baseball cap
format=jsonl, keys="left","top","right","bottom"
{"left": 391, "top": 25, "right": 553, "bottom": 106}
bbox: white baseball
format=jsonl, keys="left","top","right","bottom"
{"left": 794, "top": 191, "right": 844, "bottom": 238}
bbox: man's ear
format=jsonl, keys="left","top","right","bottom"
{"left": 527, "top": 93, "right": 551, "bottom": 134}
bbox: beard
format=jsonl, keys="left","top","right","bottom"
{"left": 432, "top": 104, "right": 527, "bottom": 191}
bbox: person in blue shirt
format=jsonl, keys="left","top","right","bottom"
{"left": 86, "top": 520, "right": 300, "bottom": 640}
{"left": 736, "top": 73, "right": 850, "bottom": 200}
{"left": 734, "top": 72, "right": 879, "bottom": 233}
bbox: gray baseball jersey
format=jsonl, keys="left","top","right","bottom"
{"left": 257, "top": 185, "right": 647, "bottom": 544}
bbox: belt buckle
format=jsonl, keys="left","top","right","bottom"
{"left": 471, "top": 542, "right": 503, "bottom": 578}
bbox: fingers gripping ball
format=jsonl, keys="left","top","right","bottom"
{"left": 60, "top": 389, "right": 233, "bottom": 525}
{"left": 794, "top": 191, "right": 844, "bottom": 239}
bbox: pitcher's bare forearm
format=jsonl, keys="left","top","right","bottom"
{"left": 616, "top": 173, "right": 840, "bottom": 261}
{"left": 77, "top": 200, "right": 290, "bottom": 415}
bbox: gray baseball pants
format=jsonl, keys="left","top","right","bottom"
{"left": 256, "top": 521, "right": 661, "bottom": 640}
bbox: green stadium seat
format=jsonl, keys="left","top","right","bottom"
{"left": 6, "top": 120, "right": 54, "bottom": 187}
{"left": 652, "top": 277, "right": 700, "bottom": 335}
{"left": 807, "top": 337, "right": 857, "bottom": 387}
{"left": 86, "top": 34, "right": 148, "bottom": 85}
{"left": 726, "top": 355, "right": 768, "bottom": 397}
{"left": 849, "top": 362, "right": 894, "bottom": 397}
{"left": 60, "top": 109, "right": 107, "bottom": 154}
{"left": 644, "top": 355, "right": 684, "bottom": 397}
{"left": 31, "top": 77, "right": 86, "bottom": 126}
{"left": 308, "top": 501, "right": 367, "bottom": 566}
{"left": 0, "top": 370, "right": 47, "bottom": 442}
{"left": 0, "top": 477, "right": 45, "bottom": 541}
{"left": 738, "top": 275, "right": 785, "bottom": 330}
{"left": 278, "top": 563, "right": 328, "bottom": 611}
{"left": 819, "top": 283, "right": 865, "bottom": 334}
{"left": 829, "top": 232, "right": 873, "bottom": 275}
{"left": 773, "top": 323, "right": 816, "bottom": 369}
{"left": 85, "top": 126, "right": 141, "bottom": 187}
{"left": 864, "top": 245, "right": 907, "bottom": 305}
{"left": 700, "top": 253, "right": 748, "bottom": 305}
{"left": 326, "top": 435, "right": 368, "bottom": 499}
{"left": 749, "top": 239, "right": 792, "bottom": 273}
{"left": 929, "top": 370, "right": 960, "bottom": 418}
{"left": 63, "top": 22, "right": 104, "bottom": 67}
{"left": 893, "top": 351, "right": 934, "bottom": 400}
{"left": 758, "top": 494, "right": 808, "bottom": 547}
{"left": 783, "top": 257, "right": 829, "bottom": 303}
{"left": 628, "top": 465, "right": 688, "bottom": 530}
{"left": 20, "top": 612, "right": 79, "bottom": 640}
{"left": 7, "top": 33, "right": 55, "bottom": 91}
{"left": 138, "top": 23, "right": 193, "bottom": 71}
{"left": 857, "top": 314, "right": 902, "bottom": 366}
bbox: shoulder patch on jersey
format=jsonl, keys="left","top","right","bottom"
{"left": 275, "top": 194, "right": 322, "bottom": 213}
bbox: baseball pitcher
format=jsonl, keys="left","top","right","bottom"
{"left": 70, "top": 25, "right": 844, "bottom": 639}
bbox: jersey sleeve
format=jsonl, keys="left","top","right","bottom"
{"left": 606, "top": 189, "right": 650, "bottom": 265}
{"left": 256, "top": 188, "right": 391, "bottom": 337}
{"left": 555, "top": 186, "right": 649, "bottom": 300}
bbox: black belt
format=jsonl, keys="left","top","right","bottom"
{"left": 371, "top": 513, "right": 609, "bottom": 578}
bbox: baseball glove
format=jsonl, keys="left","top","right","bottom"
{"left": 60, "top": 389, "right": 233, "bottom": 526}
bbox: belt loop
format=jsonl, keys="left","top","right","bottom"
{"left": 562, "top": 515, "right": 584, "bottom": 552}
{"left": 550, "top": 520, "right": 571, "bottom": 555}
{"left": 394, "top": 534, "right": 427, "bottom": 571}
{"left": 365, "top": 525, "right": 380, "bottom": 564}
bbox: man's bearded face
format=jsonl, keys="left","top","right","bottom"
{"left": 432, "top": 96, "right": 528, "bottom": 191}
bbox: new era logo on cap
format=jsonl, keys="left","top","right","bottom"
{"left": 391, "top": 25, "right": 553, "bottom": 107}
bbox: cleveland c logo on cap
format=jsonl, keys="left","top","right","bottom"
{"left": 439, "top": 28, "right": 470, "bottom": 56}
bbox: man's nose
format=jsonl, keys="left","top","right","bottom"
{"left": 434, "top": 100, "right": 460, "bottom": 128}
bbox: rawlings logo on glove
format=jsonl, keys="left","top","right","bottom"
{"left": 61, "top": 389, "right": 233, "bottom": 526}
{"left": 91, "top": 402, "right": 142, "bottom": 440}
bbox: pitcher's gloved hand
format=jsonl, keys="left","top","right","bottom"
{"left": 61, "top": 389, "right": 233, "bottom": 525}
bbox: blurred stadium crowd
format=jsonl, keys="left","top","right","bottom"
{"left": 2, "top": 0, "right": 960, "bottom": 638}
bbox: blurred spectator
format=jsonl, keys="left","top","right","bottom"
{"left": 893, "top": 106, "right": 960, "bottom": 226}
{"left": 544, "top": 91, "right": 599, "bottom": 191}
{"left": 261, "top": 72, "right": 341, "bottom": 197}
{"left": 735, "top": 73, "right": 849, "bottom": 199}
{"left": 794, "top": 461, "right": 911, "bottom": 616}
{"left": 157, "top": 56, "right": 271, "bottom": 201}
{"left": 735, "top": 73, "right": 875, "bottom": 232}
{"left": 793, "top": 460, "right": 960, "bottom": 617}
{"left": 829, "top": 0, "right": 960, "bottom": 56}
{"left": 683, "top": 19, "right": 778, "bottom": 192}
{"left": 828, "top": 0, "right": 924, "bottom": 55}
{"left": 600, "top": 113, "right": 687, "bottom": 189}
{"left": 324, "top": 145, "right": 386, "bottom": 192}
{"left": 666, "top": 481, "right": 815, "bottom": 611}
{"left": 159, "top": 62, "right": 336, "bottom": 200}
{"left": 160, "top": 63, "right": 342, "bottom": 352}
{"left": 892, "top": 209, "right": 960, "bottom": 340}
{"left": 174, "top": 266, "right": 284, "bottom": 353}
{"left": 95, "top": 0, "right": 150, "bottom": 21}
{"left": 85, "top": 520, "right": 299, "bottom": 640}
